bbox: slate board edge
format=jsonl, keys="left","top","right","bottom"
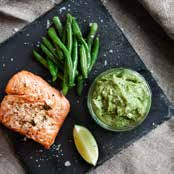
{"left": 0, "top": 0, "right": 173, "bottom": 173}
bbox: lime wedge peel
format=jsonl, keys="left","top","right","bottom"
{"left": 73, "top": 125, "right": 99, "bottom": 166}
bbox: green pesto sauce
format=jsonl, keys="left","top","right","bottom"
{"left": 91, "top": 69, "right": 151, "bottom": 129}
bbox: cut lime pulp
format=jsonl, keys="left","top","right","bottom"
{"left": 73, "top": 125, "right": 99, "bottom": 166}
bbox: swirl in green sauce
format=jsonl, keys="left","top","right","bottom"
{"left": 91, "top": 69, "right": 151, "bottom": 129}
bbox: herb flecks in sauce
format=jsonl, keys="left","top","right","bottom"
{"left": 91, "top": 69, "right": 151, "bottom": 129}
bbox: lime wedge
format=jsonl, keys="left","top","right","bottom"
{"left": 73, "top": 125, "right": 99, "bottom": 166}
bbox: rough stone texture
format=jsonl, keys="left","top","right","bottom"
{"left": 0, "top": 0, "right": 173, "bottom": 174}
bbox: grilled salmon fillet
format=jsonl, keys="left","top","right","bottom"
{"left": 0, "top": 71, "right": 70, "bottom": 149}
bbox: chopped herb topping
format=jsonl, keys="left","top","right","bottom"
{"left": 30, "top": 119, "right": 36, "bottom": 126}
{"left": 42, "top": 115, "right": 47, "bottom": 121}
{"left": 43, "top": 104, "right": 52, "bottom": 110}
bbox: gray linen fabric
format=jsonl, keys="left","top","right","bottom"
{"left": 0, "top": 1, "right": 173, "bottom": 174}
{"left": 0, "top": 0, "right": 62, "bottom": 42}
{"left": 139, "top": 0, "right": 174, "bottom": 39}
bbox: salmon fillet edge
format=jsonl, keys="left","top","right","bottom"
{"left": 0, "top": 70, "right": 70, "bottom": 149}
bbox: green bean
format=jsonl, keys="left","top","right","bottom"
{"left": 48, "top": 27, "right": 74, "bottom": 86}
{"left": 42, "top": 37, "right": 56, "bottom": 57}
{"left": 52, "top": 16, "right": 64, "bottom": 60}
{"left": 63, "top": 15, "right": 73, "bottom": 45}
{"left": 89, "top": 37, "right": 100, "bottom": 72}
{"left": 83, "top": 40, "right": 91, "bottom": 70}
{"left": 62, "top": 18, "right": 73, "bottom": 94}
{"left": 62, "top": 28, "right": 66, "bottom": 44}
{"left": 34, "top": 15, "right": 100, "bottom": 96}
{"left": 66, "top": 14, "right": 73, "bottom": 54}
{"left": 79, "top": 44, "right": 88, "bottom": 79}
{"left": 43, "top": 37, "right": 64, "bottom": 61}
{"left": 72, "top": 37, "right": 78, "bottom": 82}
{"left": 33, "top": 50, "right": 48, "bottom": 69}
{"left": 62, "top": 61, "right": 69, "bottom": 95}
{"left": 62, "top": 82, "right": 69, "bottom": 95}
{"left": 33, "top": 50, "right": 63, "bottom": 80}
{"left": 77, "top": 75, "right": 84, "bottom": 96}
{"left": 40, "top": 43, "right": 59, "bottom": 65}
{"left": 34, "top": 44, "right": 63, "bottom": 70}
{"left": 53, "top": 16, "right": 63, "bottom": 37}
{"left": 71, "top": 17, "right": 82, "bottom": 37}
{"left": 47, "top": 58, "right": 58, "bottom": 82}
{"left": 54, "top": 44, "right": 64, "bottom": 60}
{"left": 87, "top": 23, "right": 98, "bottom": 53}
{"left": 40, "top": 43, "right": 64, "bottom": 72}
{"left": 42, "top": 37, "right": 64, "bottom": 61}
{"left": 72, "top": 18, "right": 91, "bottom": 69}
{"left": 62, "top": 77, "right": 69, "bottom": 95}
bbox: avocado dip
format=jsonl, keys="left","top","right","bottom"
{"left": 88, "top": 68, "right": 151, "bottom": 131}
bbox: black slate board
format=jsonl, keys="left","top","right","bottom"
{"left": 0, "top": 0, "right": 173, "bottom": 173}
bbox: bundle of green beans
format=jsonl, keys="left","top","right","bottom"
{"left": 33, "top": 13, "right": 100, "bottom": 96}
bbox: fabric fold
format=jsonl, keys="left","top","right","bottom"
{"left": 139, "top": 0, "right": 174, "bottom": 39}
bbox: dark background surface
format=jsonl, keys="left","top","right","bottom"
{"left": 0, "top": 0, "right": 173, "bottom": 174}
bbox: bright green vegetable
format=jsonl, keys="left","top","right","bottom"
{"left": 71, "top": 17, "right": 82, "bottom": 37}
{"left": 42, "top": 37, "right": 56, "bottom": 56}
{"left": 72, "top": 37, "right": 78, "bottom": 83}
{"left": 87, "top": 23, "right": 98, "bottom": 53}
{"left": 72, "top": 18, "right": 91, "bottom": 69}
{"left": 33, "top": 14, "right": 100, "bottom": 96}
{"left": 66, "top": 14, "right": 73, "bottom": 54}
{"left": 53, "top": 16, "right": 63, "bottom": 37}
{"left": 40, "top": 43, "right": 54, "bottom": 59}
{"left": 54, "top": 44, "right": 64, "bottom": 60}
{"left": 62, "top": 61, "right": 69, "bottom": 95}
{"left": 40, "top": 43, "right": 59, "bottom": 65}
{"left": 33, "top": 50, "right": 48, "bottom": 69}
{"left": 77, "top": 75, "right": 84, "bottom": 96}
{"left": 52, "top": 16, "right": 64, "bottom": 60}
{"left": 62, "top": 13, "right": 73, "bottom": 94}
{"left": 62, "top": 28, "right": 66, "bottom": 44}
{"left": 48, "top": 27, "right": 74, "bottom": 86}
{"left": 89, "top": 37, "right": 99, "bottom": 72}
{"left": 62, "top": 15, "right": 72, "bottom": 94}
{"left": 47, "top": 58, "right": 58, "bottom": 81}
{"left": 62, "top": 79, "right": 69, "bottom": 95}
{"left": 79, "top": 44, "right": 88, "bottom": 79}
{"left": 33, "top": 50, "right": 63, "bottom": 80}
{"left": 42, "top": 37, "right": 63, "bottom": 63}
{"left": 40, "top": 43, "right": 64, "bottom": 72}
